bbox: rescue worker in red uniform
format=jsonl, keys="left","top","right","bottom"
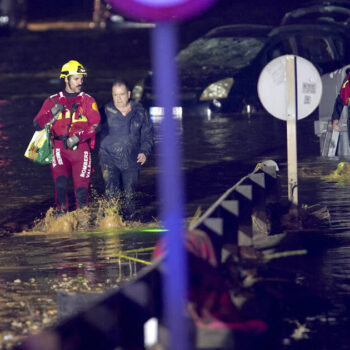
{"left": 332, "top": 69, "right": 350, "bottom": 134}
{"left": 33, "top": 60, "right": 101, "bottom": 213}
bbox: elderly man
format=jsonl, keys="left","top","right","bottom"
{"left": 99, "top": 79, "right": 154, "bottom": 220}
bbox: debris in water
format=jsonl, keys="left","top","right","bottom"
{"left": 323, "top": 161, "right": 350, "bottom": 184}
{"left": 290, "top": 321, "right": 310, "bottom": 340}
{"left": 266, "top": 202, "right": 330, "bottom": 233}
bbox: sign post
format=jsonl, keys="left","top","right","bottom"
{"left": 286, "top": 56, "right": 298, "bottom": 205}
{"left": 258, "top": 55, "right": 322, "bottom": 206}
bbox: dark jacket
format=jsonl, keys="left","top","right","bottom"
{"left": 99, "top": 101, "right": 154, "bottom": 170}
{"left": 332, "top": 94, "right": 344, "bottom": 122}
{"left": 332, "top": 93, "right": 350, "bottom": 144}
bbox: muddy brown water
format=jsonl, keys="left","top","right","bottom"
{"left": 1, "top": 29, "right": 350, "bottom": 349}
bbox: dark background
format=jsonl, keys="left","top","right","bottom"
{"left": 22, "top": 0, "right": 327, "bottom": 53}
{"left": 25, "top": 0, "right": 315, "bottom": 25}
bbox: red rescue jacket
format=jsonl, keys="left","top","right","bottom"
{"left": 340, "top": 74, "right": 350, "bottom": 106}
{"left": 33, "top": 91, "right": 101, "bottom": 149}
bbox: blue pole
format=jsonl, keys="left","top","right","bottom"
{"left": 151, "top": 22, "right": 189, "bottom": 350}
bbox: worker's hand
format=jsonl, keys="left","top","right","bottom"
{"left": 137, "top": 153, "right": 146, "bottom": 165}
{"left": 50, "top": 103, "right": 65, "bottom": 116}
{"left": 332, "top": 119, "right": 340, "bottom": 132}
{"left": 66, "top": 135, "right": 80, "bottom": 149}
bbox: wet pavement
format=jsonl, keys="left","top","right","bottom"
{"left": 1, "top": 27, "right": 350, "bottom": 349}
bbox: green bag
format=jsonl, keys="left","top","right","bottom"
{"left": 24, "top": 124, "right": 53, "bottom": 165}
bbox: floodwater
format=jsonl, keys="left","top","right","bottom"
{"left": 0, "top": 28, "right": 350, "bottom": 349}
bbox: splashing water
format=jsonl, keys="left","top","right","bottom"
{"left": 32, "top": 197, "right": 127, "bottom": 234}
{"left": 96, "top": 197, "right": 126, "bottom": 231}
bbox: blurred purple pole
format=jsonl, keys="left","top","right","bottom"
{"left": 151, "top": 22, "right": 188, "bottom": 350}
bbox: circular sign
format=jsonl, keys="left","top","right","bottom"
{"left": 257, "top": 55, "right": 322, "bottom": 120}
{"left": 109, "top": 0, "right": 218, "bottom": 22}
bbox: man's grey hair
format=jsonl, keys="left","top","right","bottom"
{"left": 112, "top": 79, "right": 130, "bottom": 92}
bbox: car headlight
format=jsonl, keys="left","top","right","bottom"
{"left": 110, "top": 14, "right": 125, "bottom": 23}
{"left": 200, "top": 78, "right": 234, "bottom": 101}
{"left": 0, "top": 16, "right": 9, "bottom": 25}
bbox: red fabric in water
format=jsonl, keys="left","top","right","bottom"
{"left": 153, "top": 229, "right": 268, "bottom": 334}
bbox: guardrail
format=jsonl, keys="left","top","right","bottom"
{"left": 16, "top": 160, "right": 281, "bottom": 350}
{"left": 189, "top": 160, "right": 280, "bottom": 263}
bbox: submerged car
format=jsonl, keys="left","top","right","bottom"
{"left": 138, "top": 23, "right": 350, "bottom": 117}
{"left": 280, "top": 4, "right": 350, "bottom": 26}
{"left": 139, "top": 24, "right": 273, "bottom": 117}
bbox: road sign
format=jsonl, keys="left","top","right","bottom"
{"left": 258, "top": 55, "right": 322, "bottom": 121}
{"left": 257, "top": 55, "right": 323, "bottom": 206}
{"left": 109, "top": 0, "right": 218, "bottom": 21}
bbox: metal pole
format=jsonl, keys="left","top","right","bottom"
{"left": 286, "top": 55, "right": 298, "bottom": 206}
{"left": 92, "top": 0, "right": 101, "bottom": 28}
{"left": 151, "top": 22, "right": 189, "bottom": 350}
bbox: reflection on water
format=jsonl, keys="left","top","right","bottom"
{"left": 0, "top": 227, "right": 159, "bottom": 347}
{"left": 1, "top": 229, "right": 157, "bottom": 279}
{"left": 273, "top": 158, "right": 350, "bottom": 349}
{"left": 2, "top": 91, "right": 350, "bottom": 348}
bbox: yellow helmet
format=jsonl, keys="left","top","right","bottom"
{"left": 59, "top": 60, "right": 87, "bottom": 79}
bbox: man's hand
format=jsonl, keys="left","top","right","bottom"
{"left": 332, "top": 119, "right": 340, "bottom": 132}
{"left": 66, "top": 135, "right": 80, "bottom": 149}
{"left": 137, "top": 153, "right": 146, "bottom": 165}
{"left": 50, "top": 103, "right": 65, "bottom": 116}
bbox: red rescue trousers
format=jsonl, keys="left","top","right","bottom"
{"left": 51, "top": 140, "right": 92, "bottom": 211}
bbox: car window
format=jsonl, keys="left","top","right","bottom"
{"left": 176, "top": 36, "right": 266, "bottom": 70}
{"left": 333, "top": 36, "right": 346, "bottom": 60}
{"left": 266, "top": 38, "right": 295, "bottom": 61}
{"left": 296, "top": 35, "right": 336, "bottom": 63}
